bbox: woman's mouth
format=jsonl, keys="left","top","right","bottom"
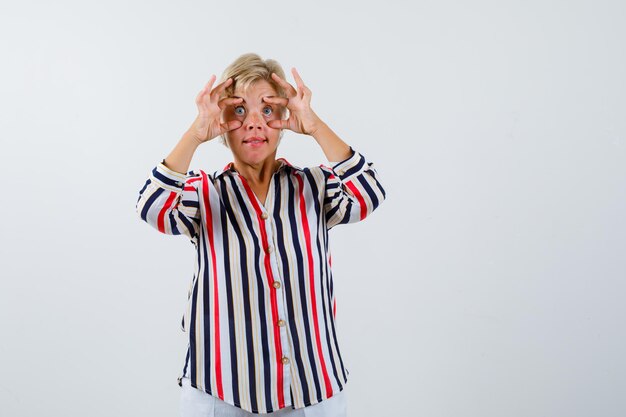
{"left": 243, "top": 138, "right": 268, "bottom": 147}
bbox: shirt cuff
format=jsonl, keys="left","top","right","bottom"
{"left": 330, "top": 146, "right": 367, "bottom": 182}
{"left": 151, "top": 161, "right": 187, "bottom": 191}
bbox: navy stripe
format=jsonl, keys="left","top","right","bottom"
{"left": 217, "top": 178, "right": 241, "bottom": 408}
{"left": 152, "top": 167, "right": 182, "bottom": 188}
{"left": 140, "top": 187, "right": 165, "bottom": 222}
{"left": 182, "top": 200, "right": 200, "bottom": 209}
{"left": 183, "top": 344, "right": 190, "bottom": 377}
{"left": 323, "top": 193, "right": 342, "bottom": 209}
{"left": 189, "top": 250, "right": 200, "bottom": 385}
{"left": 177, "top": 211, "right": 196, "bottom": 240}
{"left": 340, "top": 153, "right": 365, "bottom": 179}
{"left": 368, "top": 169, "right": 386, "bottom": 198}
{"left": 358, "top": 173, "right": 379, "bottom": 209}
{"left": 137, "top": 178, "right": 151, "bottom": 205}
{"left": 320, "top": 205, "right": 347, "bottom": 383}
{"left": 169, "top": 212, "right": 181, "bottom": 235}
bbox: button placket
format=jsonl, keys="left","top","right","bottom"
{"left": 262, "top": 168, "right": 295, "bottom": 404}
{"left": 264, "top": 214, "right": 294, "bottom": 398}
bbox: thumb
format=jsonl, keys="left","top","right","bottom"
{"left": 268, "top": 119, "right": 289, "bottom": 130}
{"left": 221, "top": 120, "right": 242, "bottom": 133}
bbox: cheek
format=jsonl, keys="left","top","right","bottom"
{"left": 225, "top": 128, "right": 244, "bottom": 144}
{"left": 229, "top": 129, "right": 244, "bottom": 140}
{"left": 268, "top": 130, "right": 282, "bottom": 142}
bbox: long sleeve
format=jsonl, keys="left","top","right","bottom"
{"left": 135, "top": 161, "right": 201, "bottom": 244}
{"left": 321, "top": 146, "right": 386, "bottom": 230}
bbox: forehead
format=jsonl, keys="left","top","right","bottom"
{"left": 233, "top": 79, "right": 277, "bottom": 101}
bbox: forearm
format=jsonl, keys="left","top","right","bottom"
{"left": 311, "top": 121, "right": 352, "bottom": 163}
{"left": 162, "top": 130, "right": 202, "bottom": 175}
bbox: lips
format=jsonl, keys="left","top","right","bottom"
{"left": 243, "top": 137, "right": 267, "bottom": 145}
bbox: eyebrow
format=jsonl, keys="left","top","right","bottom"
{"left": 231, "top": 95, "right": 275, "bottom": 103}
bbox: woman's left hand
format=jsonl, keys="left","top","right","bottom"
{"left": 265, "top": 68, "right": 324, "bottom": 136}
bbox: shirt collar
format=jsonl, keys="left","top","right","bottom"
{"left": 213, "top": 158, "right": 302, "bottom": 180}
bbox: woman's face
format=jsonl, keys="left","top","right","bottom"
{"left": 222, "top": 79, "right": 284, "bottom": 167}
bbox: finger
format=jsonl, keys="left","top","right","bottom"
{"left": 211, "top": 77, "right": 234, "bottom": 98}
{"left": 270, "top": 72, "right": 297, "bottom": 97}
{"left": 291, "top": 68, "right": 306, "bottom": 99}
{"left": 204, "top": 75, "right": 216, "bottom": 91}
{"left": 218, "top": 96, "right": 244, "bottom": 109}
{"left": 291, "top": 67, "right": 305, "bottom": 90}
{"left": 222, "top": 120, "right": 243, "bottom": 132}
{"left": 268, "top": 119, "right": 289, "bottom": 130}
{"left": 196, "top": 75, "right": 216, "bottom": 103}
{"left": 302, "top": 85, "right": 312, "bottom": 102}
{"left": 262, "top": 96, "right": 288, "bottom": 106}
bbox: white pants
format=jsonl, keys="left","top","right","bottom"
{"left": 180, "top": 377, "right": 348, "bottom": 417}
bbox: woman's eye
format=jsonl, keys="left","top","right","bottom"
{"left": 263, "top": 106, "right": 273, "bottom": 116}
{"left": 234, "top": 106, "right": 245, "bottom": 116}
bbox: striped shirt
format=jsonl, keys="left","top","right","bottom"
{"left": 135, "top": 146, "right": 386, "bottom": 414}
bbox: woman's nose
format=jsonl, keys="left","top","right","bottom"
{"left": 244, "top": 111, "right": 265, "bottom": 129}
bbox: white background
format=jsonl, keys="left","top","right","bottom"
{"left": 1, "top": 0, "right": 625, "bottom": 416}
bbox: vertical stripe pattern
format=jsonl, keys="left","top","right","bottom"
{"left": 135, "top": 146, "right": 386, "bottom": 414}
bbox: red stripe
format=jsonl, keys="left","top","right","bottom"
{"left": 295, "top": 174, "right": 333, "bottom": 397}
{"left": 238, "top": 174, "right": 285, "bottom": 408}
{"left": 157, "top": 192, "right": 177, "bottom": 233}
{"left": 346, "top": 180, "right": 367, "bottom": 220}
{"left": 201, "top": 171, "right": 224, "bottom": 400}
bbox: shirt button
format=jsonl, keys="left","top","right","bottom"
{"left": 272, "top": 281, "right": 281, "bottom": 289}
{"left": 281, "top": 357, "right": 290, "bottom": 364}
{"left": 278, "top": 319, "right": 286, "bottom": 327}
{"left": 267, "top": 245, "right": 274, "bottom": 253}
{"left": 261, "top": 212, "right": 268, "bottom": 220}
{"left": 176, "top": 181, "right": 183, "bottom": 186}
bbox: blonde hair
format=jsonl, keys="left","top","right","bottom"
{"left": 217, "top": 53, "right": 289, "bottom": 148}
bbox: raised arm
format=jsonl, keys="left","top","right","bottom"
{"left": 266, "top": 68, "right": 386, "bottom": 229}
{"left": 163, "top": 74, "right": 244, "bottom": 174}
{"left": 135, "top": 75, "right": 244, "bottom": 242}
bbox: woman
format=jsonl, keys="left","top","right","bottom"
{"left": 136, "top": 53, "right": 386, "bottom": 416}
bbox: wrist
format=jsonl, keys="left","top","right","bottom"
{"left": 182, "top": 129, "right": 204, "bottom": 147}
{"left": 309, "top": 119, "right": 328, "bottom": 139}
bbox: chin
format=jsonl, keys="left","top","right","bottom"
{"left": 241, "top": 140, "right": 277, "bottom": 152}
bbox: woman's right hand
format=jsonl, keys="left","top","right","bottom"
{"left": 188, "top": 75, "right": 243, "bottom": 143}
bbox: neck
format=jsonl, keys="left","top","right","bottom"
{"left": 232, "top": 157, "right": 279, "bottom": 185}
